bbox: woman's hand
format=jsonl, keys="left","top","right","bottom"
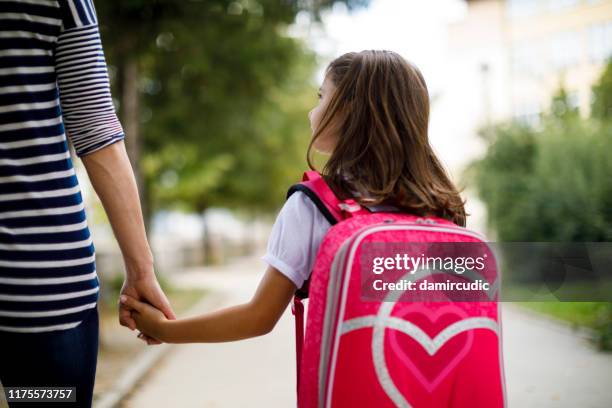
{"left": 120, "top": 295, "right": 169, "bottom": 342}
{"left": 119, "top": 266, "right": 296, "bottom": 344}
{"left": 119, "top": 272, "right": 175, "bottom": 345}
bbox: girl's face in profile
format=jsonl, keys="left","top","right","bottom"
{"left": 309, "top": 76, "right": 339, "bottom": 154}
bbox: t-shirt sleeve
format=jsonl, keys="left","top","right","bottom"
{"left": 262, "top": 191, "right": 332, "bottom": 289}
{"left": 55, "top": 0, "right": 125, "bottom": 157}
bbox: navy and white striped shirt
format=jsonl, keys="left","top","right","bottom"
{"left": 0, "top": 0, "right": 124, "bottom": 333}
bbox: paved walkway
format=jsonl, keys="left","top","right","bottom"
{"left": 502, "top": 306, "right": 612, "bottom": 407}
{"left": 122, "top": 258, "right": 296, "bottom": 407}
{"left": 123, "top": 257, "right": 612, "bottom": 408}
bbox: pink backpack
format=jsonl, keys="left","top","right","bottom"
{"left": 288, "top": 171, "right": 506, "bottom": 408}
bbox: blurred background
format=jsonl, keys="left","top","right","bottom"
{"left": 76, "top": 0, "right": 612, "bottom": 406}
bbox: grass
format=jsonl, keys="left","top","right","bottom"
{"left": 520, "top": 301, "right": 612, "bottom": 351}
{"left": 98, "top": 273, "right": 207, "bottom": 318}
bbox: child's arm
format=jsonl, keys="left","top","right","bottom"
{"left": 120, "top": 265, "right": 297, "bottom": 344}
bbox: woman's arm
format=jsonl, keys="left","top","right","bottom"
{"left": 55, "top": 0, "right": 174, "bottom": 340}
{"left": 81, "top": 141, "right": 152, "bottom": 275}
{"left": 82, "top": 141, "right": 176, "bottom": 338}
{"left": 121, "top": 265, "right": 297, "bottom": 344}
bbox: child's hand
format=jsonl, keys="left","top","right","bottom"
{"left": 120, "top": 295, "right": 168, "bottom": 342}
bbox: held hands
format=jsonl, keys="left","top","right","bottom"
{"left": 118, "top": 273, "right": 175, "bottom": 345}
{"left": 120, "top": 294, "right": 169, "bottom": 342}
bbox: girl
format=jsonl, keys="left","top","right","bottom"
{"left": 120, "top": 50, "right": 466, "bottom": 344}
{"left": 121, "top": 51, "right": 508, "bottom": 408}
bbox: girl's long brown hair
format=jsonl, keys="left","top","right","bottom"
{"left": 307, "top": 50, "right": 466, "bottom": 226}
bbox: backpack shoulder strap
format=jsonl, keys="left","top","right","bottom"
{"left": 287, "top": 170, "right": 343, "bottom": 225}
{"left": 287, "top": 170, "right": 371, "bottom": 224}
{"left": 287, "top": 171, "right": 367, "bottom": 399}
{"left": 286, "top": 171, "right": 372, "bottom": 301}
{"left": 286, "top": 172, "right": 337, "bottom": 299}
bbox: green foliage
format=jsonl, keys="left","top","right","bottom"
{"left": 522, "top": 302, "right": 612, "bottom": 350}
{"left": 467, "top": 94, "right": 612, "bottom": 242}
{"left": 591, "top": 56, "right": 612, "bottom": 120}
{"left": 549, "top": 86, "right": 579, "bottom": 120}
{"left": 467, "top": 60, "right": 612, "bottom": 350}
{"left": 465, "top": 122, "right": 537, "bottom": 240}
{"left": 96, "top": 0, "right": 369, "bottom": 215}
{"left": 142, "top": 44, "right": 319, "bottom": 213}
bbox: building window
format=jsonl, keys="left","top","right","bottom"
{"left": 547, "top": 0, "right": 579, "bottom": 13}
{"left": 514, "top": 101, "right": 542, "bottom": 127}
{"left": 551, "top": 30, "right": 582, "bottom": 70}
{"left": 507, "top": 0, "right": 543, "bottom": 19}
{"left": 511, "top": 41, "right": 545, "bottom": 78}
{"left": 567, "top": 90, "right": 580, "bottom": 111}
{"left": 588, "top": 21, "right": 612, "bottom": 63}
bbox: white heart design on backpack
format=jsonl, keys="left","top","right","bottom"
{"left": 386, "top": 304, "right": 474, "bottom": 393}
{"left": 341, "top": 302, "right": 500, "bottom": 407}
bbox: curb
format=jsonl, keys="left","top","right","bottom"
{"left": 94, "top": 292, "right": 225, "bottom": 408}
{"left": 94, "top": 344, "right": 170, "bottom": 408}
{"left": 0, "top": 382, "right": 7, "bottom": 408}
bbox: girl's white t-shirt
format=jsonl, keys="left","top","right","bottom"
{"left": 261, "top": 191, "right": 332, "bottom": 289}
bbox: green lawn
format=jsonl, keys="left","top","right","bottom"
{"left": 520, "top": 302, "right": 612, "bottom": 350}
{"left": 98, "top": 273, "right": 207, "bottom": 318}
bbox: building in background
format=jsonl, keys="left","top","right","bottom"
{"left": 448, "top": 0, "right": 612, "bottom": 128}
{"left": 506, "top": 0, "right": 612, "bottom": 124}
{"left": 437, "top": 0, "right": 612, "bottom": 234}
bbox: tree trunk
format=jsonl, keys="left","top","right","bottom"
{"left": 120, "top": 58, "right": 151, "bottom": 233}
{"left": 201, "top": 209, "right": 222, "bottom": 265}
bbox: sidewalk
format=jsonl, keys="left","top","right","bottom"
{"left": 122, "top": 257, "right": 612, "bottom": 407}
{"left": 122, "top": 257, "right": 296, "bottom": 407}
{"left": 502, "top": 304, "right": 612, "bottom": 407}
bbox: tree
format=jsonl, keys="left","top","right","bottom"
{"left": 96, "top": 0, "right": 370, "bottom": 228}
{"left": 591, "top": 56, "right": 612, "bottom": 120}
{"left": 466, "top": 60, "right": 612, "bottom": 350}
{"left": 467, "top": 101, "right": 612, "bottom": 242}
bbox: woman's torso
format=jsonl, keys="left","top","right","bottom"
{"left": 0, "top": 0, "right": 99, "bottom": 333}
